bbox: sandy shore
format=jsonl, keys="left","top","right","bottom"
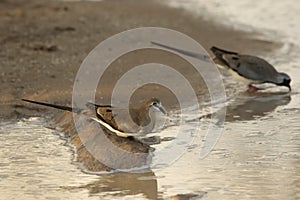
{"left": 0, "top": 0, "right": 281, "bottom": 119}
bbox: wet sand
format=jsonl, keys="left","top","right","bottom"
{"left": 0, "top": 0, "right": 281, "bottom": 119}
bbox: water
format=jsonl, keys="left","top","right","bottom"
{"left": 0, "top": 118, "right": 101, "bottom": 200}
{"left": 163, "top": 0, "right": 300, "bottom": 199}
{"left": 2, "top": 1, "right": 300, "bottom": 199}
{"left": 1, "top": 99, "right": 299, "bottom": 199}
{"left": 157, "top": 99, "right": 300, "bottom": 199}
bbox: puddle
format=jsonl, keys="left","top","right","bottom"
{"left": 1, "top": 87, "right": 300, "bottom": 199}
{"left": 1, "top": 0, "right": 300, "bottom": 199}
{"left": 0, "top": 118, "right": 99, "bottom": 200}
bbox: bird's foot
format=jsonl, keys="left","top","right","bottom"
{"left": 247, "top": 84, "right": 261, "bottom": 92}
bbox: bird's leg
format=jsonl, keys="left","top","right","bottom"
{"left": 247, "top": 84, "right": 260, "bottom": 92}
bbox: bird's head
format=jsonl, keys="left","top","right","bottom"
{"left": 135, "top": 98, "right": 167, "bottom": 129}
{"left": 277, "top": 72, "right": 291, "bottom": 91}
{"left": 147, "top": 98, "right": 167, "bottom": 115}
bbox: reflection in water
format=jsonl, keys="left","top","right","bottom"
{"left": 1, "top": 90, "right": 299, "bottom": 200}
{"left": 0, "top": 119, "right": 99, "bottom": 200}
{"left": 73, "top": 172, "right": 158, "bottom": 199}
{"left": 226, "top": 92, "right": 291, "bottom": 122}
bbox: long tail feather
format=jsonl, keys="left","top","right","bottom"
{"left": 210, "top": 46, "right": 238, "bottom": 55}
{"left": 151, "top": 41, "right": 210, "bottom": 62}
{"left": 22, "top": 99, "right": 81, "bottom": 113}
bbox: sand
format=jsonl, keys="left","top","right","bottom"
{"left": 0, "top": 0, "right": 281, "bottom": 119}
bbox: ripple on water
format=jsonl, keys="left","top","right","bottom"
{"left": 0, "top": 118, "right": 101, "bottom": 200}
{"left": 1, "top": 97, "right": 300, "bottom": 200}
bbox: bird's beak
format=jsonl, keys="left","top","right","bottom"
{"left": 153, "top": 103, "right": 167, "bottom": 115}
{"left": 288, "top": 85, "right": 291, "bottom": 91}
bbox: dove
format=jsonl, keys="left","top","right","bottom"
{"left": 210, "top": 46, "right": 291, "bottom": 91}
{"left": 22, "top": 98, "right": 166, "bottom": 138}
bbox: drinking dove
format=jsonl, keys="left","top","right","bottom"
{"left": 150, "top": 42, "right": 291, "bottom": 91}
{"left": 22, "top": 98, "right": 166, "bottom": 138}
{"left": 210, "top": 46, "right": 291, "bottom": 91}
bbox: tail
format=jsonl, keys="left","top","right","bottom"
{"left": 22, "top": 99, "right": 81, "bottom": 114}
{"left": 85, "top": 102, "right": 113, "bottom": 110}
{"left": 151, "top": 41, "right": 210, "bottom": 62}
{"left": 210, "top": 46, "right": 238, "bottom": 57}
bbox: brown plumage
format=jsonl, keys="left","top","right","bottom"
{"left": 22, "top": 98, "right": 166, "bottom": 137}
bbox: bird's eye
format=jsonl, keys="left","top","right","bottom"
{"left": 152, "top": 102, "right": 157, "bottom": 106}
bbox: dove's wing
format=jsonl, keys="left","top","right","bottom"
{"left": 230, "top": 55, "right": 279, "bottom": 82}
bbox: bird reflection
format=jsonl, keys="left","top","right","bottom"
{"left": 226, "top": 92, "right": 291, "bottom": 122}
{"left": 69, "top": 172, "right": 159, "bottom": 200}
